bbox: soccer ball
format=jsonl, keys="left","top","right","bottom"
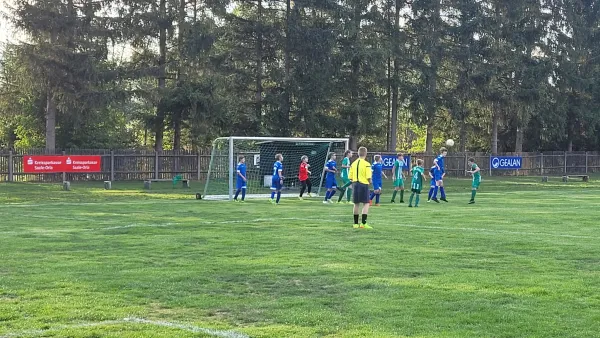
{"left": 446, "top": 139, "right": 455, "bottom": 147}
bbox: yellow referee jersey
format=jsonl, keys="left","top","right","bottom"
{"left": 349, "top": 158, "right": 372, "bottom": 184}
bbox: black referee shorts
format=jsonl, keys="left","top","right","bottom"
{"left": 353, "top": 182, "right": 370, "bottom": 204}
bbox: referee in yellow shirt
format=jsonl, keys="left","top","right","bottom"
{"left": 349, "top": 146, "right": 373, "bottom": 229}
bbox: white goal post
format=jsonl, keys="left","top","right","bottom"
{"left": 203, "top": 137, "right": 350, "bottom": 200}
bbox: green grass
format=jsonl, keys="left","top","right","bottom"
{"left": 1, "top": 177, "right": 600, "bottom": 337}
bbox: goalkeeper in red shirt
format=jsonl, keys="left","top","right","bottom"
{"left": 298, "top": 155, "right": 312, "bottom": 200}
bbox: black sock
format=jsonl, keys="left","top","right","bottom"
{"left": 354, "top": 214, "right": 359, "bottom": 224}
{"left": 362, "top": 214, "right": 368, "bottom": 224}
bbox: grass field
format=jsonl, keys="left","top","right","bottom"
{"left": 1, "top": 177, "right": 600, "bottom": 337}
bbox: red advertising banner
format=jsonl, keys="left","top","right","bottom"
{"left": 23, "top": 155, "right": 102, "bottom": 173}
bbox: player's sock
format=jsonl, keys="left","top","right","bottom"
{"left": 362, "top": 214, "right": 368, "bottom": 224}
{"left": 346, "top": 188, "right": 352, "bottom": 202}
{"left": 409, "top": 193, "right": 414, "bottom": 206}
{"left": 276, "top": 191, "right": 281, "bottom": 204}
{"left": 400, "top": 190, "right": 404, "bottom": 202}
{"left": 375, "top": 194, "right": 380, "bottom": 204}
{"left": 433, "top": 186, "right": 439, "bottom": 199}
{"left": 428, "top": 187, "right": 434, "bottom": 200}
{"left": 354, "top": 214, "right": 359, "bottom": 224}
{"left": 234, "top": 189, "right": 241, "bottom": 200}
{"left": 369, "top": 191, "right": 375, "bottom": 201}
{"left": 324, "top": 190, "right": 331, "bottom": 201}
{"left": 270, "top": 191, "right": 275, "bottom": 200}
{"left": 391, "top": 190, "right": 397, "bottom": 202}
{"left": 329, "top": 189, "right": 336, "bottom": 200}
{"left": 415, "top": 194, "right": 420, "bottom": 207}
{"left": 471, "top": 190, "right": 476, "bottom": 201}
{"left": 241, "top": 188, "right": 246, "bottom": 201}
{"left": 440, "top": 187, "right": 446, "bottom": 199}
{"left": 299, "top": 186, "right": 305, "bottom": 197}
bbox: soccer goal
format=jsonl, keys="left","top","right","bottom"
{"left": 203, "top": 137, "right": 350, "bottom": 200}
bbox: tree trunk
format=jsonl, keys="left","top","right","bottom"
{"left": 348, "top": 4, "right": 361, "bottom": 149}
{"left": 172, "top": 0, "right": 186, "bottom": 150}
{"left": 45, "top": 89, "right": 56, "bottom": 150}
{"left": 281, "top": 0, "right": 292, "bottom": 136}
{"left": 426, "top": 120, "right": 434, "bottom": 153}
{"left": 459, "top": 118, "right": 467, "bottom": 152}
{"left": 515, "top": 122, "right": 524, "bottom": 153}
{"left": 491, "top": 104, "right": 499, "bottom": 154}
{"left": 386, "top": 56, "right": 391, "bottom": 150}
{"left": 255, "top": 0, "right": 263, "bottom": 126}
{"left": 389, "top": 0, "right": 401, "bottom": 152}
{"left": 154, "top": 0, "right": 167, "bottom": 151}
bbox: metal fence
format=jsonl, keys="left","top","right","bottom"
{"left": 0, "top": 149, "right": 212, "bottom": 182}
{"left": 1, "top": 149, "right": 600, "bottom": 182}
{"left": 370, "top": 151, "right": 600, "bottom": 177}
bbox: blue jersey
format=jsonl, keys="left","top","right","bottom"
{"left": 272, "top": 161, "right": 283, "bottom": 180}
{"left": 372, "top": 162, "right": 383, "bottom": 182}
{"left": 435, "top": 155, "right": 445, "bottom": 174}
{"left": 325, "top": 160, "right": 337, "bottom": 178}
{"left": 237, "top": 163, "right": 247, "bottom": 178}
{"left": 430, "top": 166, "right": 440, "bottom": 185}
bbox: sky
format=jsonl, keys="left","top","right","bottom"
{"left": 0, "top": 0, "right": 17, "bottom": 44}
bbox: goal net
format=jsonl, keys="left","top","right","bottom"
{"left": 203, "top": 137, "right": 350, "bottom": 200}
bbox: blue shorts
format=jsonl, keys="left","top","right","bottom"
{"left": 326, "top": 176, "right": 337, "bottom": 189}
{"left": 236, "top": 179, "right": 246, "bottom": 190}
{"left": 430, "top": 179, "right": 436, "bottom": 187}
{"left": 271, "top": 177, "right": 282, "bottom": 191}
{"left": 373, "top": 180, "right": 382, "bottom": 191}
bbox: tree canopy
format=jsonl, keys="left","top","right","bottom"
{"left": 2, "top": 0, "right": 600, "bottom": 153}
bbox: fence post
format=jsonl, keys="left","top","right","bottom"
{"left": 110, "top": 151, "right": 115, "bottom": 181}
{"left": 489, "top": 154, "right": 492, "bottom": 177}
{"left": 62, "top": 150, "right": 66, "bottom": 182}
{"left": 540, "top": 152, "right": 544, "bottom": 176}
{"left": 154, "top": 151, "right": 159, "bottom": 179}
{"left": 464, "top": 153, "right": 468, "bottom": 177}
{"left": 8, "top": 150, "right": 13, "bottom": 182}
{"left": 585, "top": 151, "right": 588, "bottom": 174}
{"left": 564, "top": 151, "right": 567, "bottom": 174}
{"left": 197, "top": 152, "right": 201, "bottom": 181}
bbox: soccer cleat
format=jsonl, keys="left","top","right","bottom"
{"left": 298, "top": 196, "right": 303, "bottom": 201}
{"left": 353, "top": 224, "right": 359, "bottom": 229}
{"left": 375, "top": 204, "right": 380, "bottom": 207}
{"left": 239, "top": 200, "right": 245, "bottom": 203}
{"left": 391, "top": 200, "right": 395, "bottom": 203}
{"left": 431, "top": 198, "right": 440, "bottom": 203}
{"left": 400, "top": 200, "right": 404, "bottom": 203}
{"left": 427, "top": 199, "right": 431, "bottom": 203}
{"left": 360, "top": 223, "right": 373, "bottom": 229}
{"left": 234, "top": 199, "right": 239, "bottom": 202}
{"left": 440, "top": 198, "right": 448, "bottom": 202}
{"left": 468, "top": 200, "right": 475, "bottom": 204}
{"left": 269, "top": 198, "right": 275, "bottom": 204}
{"left": 369, "top": 200, "right": 373, "bottom": 206}
{"left": 307, "top": 193, "right": 312, "bottom": 198}
{"left": 408, "top": 205, "right": 413, "bottom": 208}
{"left": 323, "top": 200, "right": 329, "bottom": 204}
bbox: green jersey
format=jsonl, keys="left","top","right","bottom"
{"left": 411, "top": 166, "right": 424, "bottom": 185}
{"left": 471, "top": 163, "right": 481, "bottom": 189}
{"left": 471, "top": 163, "right": 481, "bottom": 180}
{"left": 393, "top": 159, "right": 405, "bottom": 180}
{"left": 341, "top": 157, "right": 350, "bottom": 179}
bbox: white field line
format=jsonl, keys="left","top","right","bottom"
{"left": 0, "top": 317, "right": 249, "bottom": 338}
